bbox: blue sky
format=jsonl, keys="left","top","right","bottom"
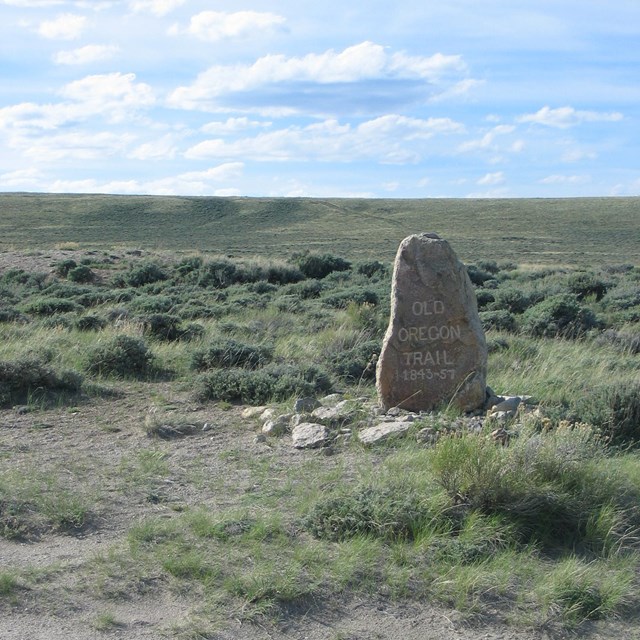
{"left": 0, "top": 0, "right": 638, "bottom": 198}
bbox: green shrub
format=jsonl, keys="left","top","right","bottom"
{"left": 125, "top": 262, "right": 167, "bottom": 287}
{"left": 357, "top": 260, "right": 388, "bottom": 279}
{"left": 475, "top": 289, "right": 495, "bottom": 310}
{"left": 55, "top": 259, "right": 77, "bottom": 277}
{"left": 138, "top": 314, "right": 203, "bottom": 342}
{"left": 329, "top": 339, "right": 380, "bottom": 382}
{"left": 67, "top": 265, "right": 94, "bottom": 283}
{"left": 293, "top": 252, "right": 351, "bottom": 280}
{"left": 85, "top": 335, "right": 155, "bottom": 378}
{"left": 174, "top": 256, "right": 203, "bottom": 277}
{"left": 566, "top": 272, "right": 608, "bottom": 301}
{"left": 75, "top": 315, "right": 107, "bottom": 331}
{"left": 321, "top": 287, "right": 378, "bottom": 309}
{"left": 283, "top": 279, "right": 325, "bottom": 300}
{"left": 303, "top": 486, "right": 430, "bottom": 542}
{"left": 197, "top": 259, "right": 238, "bottom": 288}
{"left": 490, "top": 288, "right": 533, "bottom": 314}
{"left": 601, "top": 283, "right": 640, "bottom": 311}
{"left": 0, "top": 357, "right": 83, "bottom": 407}
{"left": 0, "top": 307, "right": 25, "bottom": 323}
{"left": 194, "top": 364, "right": 331, "bottom": 404}
{"left": 21, "top": 297, "right": 83, "bottom": 316}
{"left": 191, "top": 339, "right": 272, "bottom": 370}
{"left": 466, "top": 264, "right": 495, "bottom": 286}
{"left": 571, "top": 383, "right": 640, "bottom": 446}
{"left": 521, "top": 294, "right": 598, "bottom": 338}
{"left": 129, "top": 294, "right": 174, "bottom": 314}
{"left": 479, "top": 310, "right": 517, "bottom": 332}
{"left": 596, "top": 329, "right": 640, "bottom": 355}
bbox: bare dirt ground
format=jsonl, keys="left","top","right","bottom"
{"left": 1, "top": 387, "right": 638, "bottom": 640}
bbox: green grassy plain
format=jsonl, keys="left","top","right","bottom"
{"left": 1, "top": 193, "right": 638, "bottom": 265}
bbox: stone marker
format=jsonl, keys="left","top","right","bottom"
{"left": 376, "top": 233, "right": 487, "bottom": 412}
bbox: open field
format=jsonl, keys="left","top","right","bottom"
{"left": 0, "top": 196, "right": 639, "bottom": 639}
{"left": 1, "top": 193, "right": 639, "bottom": 266}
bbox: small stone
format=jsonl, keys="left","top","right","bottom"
{"left": 254, "top": 434, "right": 267, "bottom": 443}
{"left": 241, "top": 406, "right": 267, "bottom": 419}
{"left": 319, "top": 393, "right": 343, "bottom": 407}
{"left": 259, "top": 408, "right": 275, "bottom": 421}
{"left": 262, "top": 414, "right": 292, "bottom": 436}
{"left": 292, "top": 423, "right": 330, "bottom": 449}
{"left": 358, "top": 421, "right": 412, "bottom": 445}
{"left": 294, "top": 397, "right": 320, "bottom": 413}
{"left": 491, "top": 396, "right": 521, "bottom": 415}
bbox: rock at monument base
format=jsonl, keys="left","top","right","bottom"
{"left": 358, "top": 421, "right": 412, "bottom": 445}
{"left": 376, "top": 233, "right": 487, "bottom": 413}
{"left": 292, "top": 423, "right": 330, "bottom": 449}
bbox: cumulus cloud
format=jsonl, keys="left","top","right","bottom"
{"left": 517, "top": 106, "right": 623, "bottom": 128}
{"left": 168, "top": 41, "right": 472, "bottom": 113}
{"left": 171, "top": 10, "right": 286, "bottom": 41}
{"left": 0, "top": 73, "right": 155, "bottom": 136}
{"left": 22, "top": 131, "right": 136, "bottom": 161}
{"left": 477, "top": 171, "right": 505, "bottom": 186}
{"left": 185, "top": 114, "right": 465, "bottom": 164}
{"left": 129, "top": 0, "right": 186, "bottom": 16}
{"left": 457, "top": 124, "right": 516, "bottom": 153}
{"left": 201, "top": 117, "right": 272, "bottom": 135}
{"left": 128, "top": 134, "right": 178, "bottom": 160}
{"left": 38, "top": 13, "right": 87, "bottom": 39}
{"left": 53, "top": 44, "right": 118, "bottom": 65}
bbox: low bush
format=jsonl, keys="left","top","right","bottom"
{"left": 67, "top": 265, "right": 94, "bottom": 283}
{"left": 84, "top": 335, "right": 156, "bottom": 378}
{"left": 479, "top": 310, "right": 517, "bottom": 332}
{"left": 466, "top": 264, "right": 495, "bottom": 286}
{"left": 566, "top": 272, "right": 608, "bottom": 301}
{"left": 571, "top": 383, "right": 640, "bottom": 446}
{"left": 124, "top": 262, "right": 167, "bottom": 287}
{"left": 75, "top": 315, "right": 107, "bottom": 331}
{"left": 0, "top": 357, "right": 83, "bottom": 407}
{"left": 321, "top": 287, "right": 378, "bottom": 309}
{"left": 521, "top": 294, "right": 598, "bottom": 338}
{"left": 191, "top": 338, "right": 272, "bottom": 370}
{"left": 292, "top": 252, "right": 351, "bottom": 280}
{"left": 357, "top": 260, "right": 388, "bottom": 279}
{"left": 128, "top": 294, "right": 174, "bottom": 314}
{"left": 21, "top": 297, "right": 83, "bottom": 316}
{"left": 138, "top": 313, "right": 203, "bottom": 342}
{"left": 328, "top": 339, "right": 380, "bottom": 382}
{"left": 303, "top": 486, "right": 430, "bottom": 542}
{"left": 194, "top": 363, "right": 332, "bottom": 404}
{"left": 490, "top": 288, "right": 533, "bottom": 314}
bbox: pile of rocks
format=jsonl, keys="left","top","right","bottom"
{"left": 242, "top": 389, "right": 534, "bottom": 450}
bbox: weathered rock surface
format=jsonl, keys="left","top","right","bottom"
{"left": 376, "top": 233, "right": 487, "bottom": 412}
{"left": 291, "top": 423, "right": 330, "bottom": 449}
{"left": 358, "top": 421, "right": 413, "bottom": 445}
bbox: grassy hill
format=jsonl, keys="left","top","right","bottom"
{"left": 1, "top": 193, "right": 638, "bottom": 266}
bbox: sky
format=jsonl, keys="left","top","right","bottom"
{"left": 0, "top": 0, "right": 639, "bottom": 198}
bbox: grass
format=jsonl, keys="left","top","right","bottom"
{"left": 0, "top": 201, "right": 639, "bottom": 635}
{"left": 0, "top": 194, "right": 638, "bottom": 266}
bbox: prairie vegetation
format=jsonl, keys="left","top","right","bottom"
{"left": 0, "top": 196, "right": 639, "bottom": 638}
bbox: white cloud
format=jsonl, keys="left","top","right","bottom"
{"left": 172, "top": 10, "right": 286, "bottom": 41}
{"left": 59, "top": 72, "right": 155, "bottom": 121}
{"left": 477, "top": 171, "right": 505, "bottom": 186}
{"left": 201, "top": 117, "right": 272, "bottom": 135}
{"left": 561, "top": 147, "right": 597, "bottom": 162}
{"left": 128, "top": 134, "right": 177, "bottom": 160}
{"left": 0, "top": 74, "right": 155, "bottom": 141}
{"left": 0, "top": 168, "right": 45, "bottom": 189}
{"left": 458, "top": 125, "right": 515, "bottom": 153}
{"left": 38, "top": 13, "right": 87, "bottom": 40}
{"left": 185, "top": 114, "right": 465, "bottom": 164}
{"left": 129, "top": 0, "right": 185, "bottom": 16}
{"left": 54, "top": 44, "right": 118, "bottom": 65}
{"left": 517, "top": 106, "right": 623, "bottom": 128}
{"left": 23, "top": 131, "right": 136, "bottom": 161}
{"left": 46, "top": 163, "right": 244, "bottom": 195}
{"left": 539, "top": 174, "right": 590, "bottom": 185}
{"left": 168, "top": 41, "right": 471, "bottom": 113}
